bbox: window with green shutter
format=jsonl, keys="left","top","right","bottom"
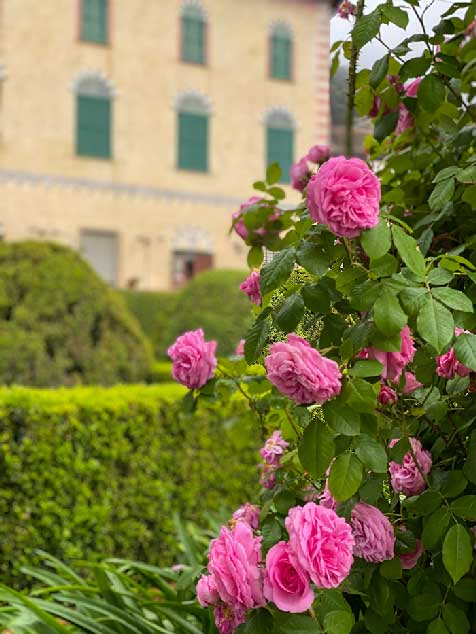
{"left": 181, "top": 5, "right": 206, "bottom": 64}
{"left": 270, "top": 23, "right": 293, "bottom": 80}
{"left": 176, "top": 92, "right": 210, "bottom": 172}
{"left": 265, "top": 109, "right": 295, "bottom": 184}
{"left": 81, "top": 0, "right": 108, "bottom": 44}
{"left": 75, "top": 74, "right": 113, "bottom": 159}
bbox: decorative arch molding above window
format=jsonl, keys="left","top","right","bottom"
{"left": 73, "top": 71, "right": 113, "bottom": 159}
{"left": 176, "top": 91, "right": 211, "bottom": 172}
{"left": 264, "top": 107, "right": 295, "bottom": 184}
{"left": 269, "top": 20, "right": 293, "bottom": 81}
{"left": 180, "top": 0, "right": 207, "bottom": 65}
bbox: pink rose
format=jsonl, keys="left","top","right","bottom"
{"left": 264, "top": 541, "right": 314, "bottom": 612}
{"left": 167, "top": 328, "right": 217, "bottom": 389}
{"left": 286, "top": 503, "right": 354, "bottom": 589}
{"left": 396, "top": 78, "right": 421, "bottom": 135}
{"left": 232, "top": 503, "right": 260, "bottom": 530}
{"left": 389, "top": 437, "right": 432, "bottom": 497}
{"left": 368, "top": 96, "right": 381, "bottom": 118}
{"left": 320, "top": 469, "right": 337, "bottom": 510}
{"left": 235, "top": 339, "right": 245, "bottom": 356}
{"left": 436, "top": 328, "right": 471, "bottom": 379}
{"left": 214, "top": 605, "right": 246, "bottom": 634}
{"left": 307, "top": 145, "right": 331, "bottom": 164}
{"left": 337, "top": 0, "right": 356, "bottom": 18}
{"left": 399, "top": 539, "right": 424, "bottom": 570}
{"left": 351, "top": 502, "right": 395, "bottom": 563}
{"left": 290, "top": 157, "right": 311, "bottom": 192}
{"left": 265, "top": 334, "right": 341, "bottom": 405}
{"left": 361, "top": 326, "right": 416, "bottom": 383}
{"left": 307, "top": 157, "right": 381, "bottom": 238}
{"left": 197, "top": 575, "right": 219, "bottom": 607}
{"left": 239, "top": 271, "right": 261, "bottom": 306}
{"left": 403, "top": 372, "right": 423, "bottom": 394}
{"left": 379, "top": 384, "right": 398, "bottom": 405}
{"left": 260, "top": 430, "right": 289, "bottom": 466}
{"left": 232, "top": 197, "right": 280, "bottom": 245}
{"left": 208, "top": 521, "right": 265, "bottom": 610}
{"left": 258, "top": 462, "right": 277, "bottom": 489}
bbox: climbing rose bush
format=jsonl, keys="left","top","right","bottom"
{"left": 167, "top": 1, "right": 476, "bottom": 631}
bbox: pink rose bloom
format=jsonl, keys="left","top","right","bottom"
{"left": 208, "top": 521, "right": 265, "bottom": 610}
{"left": 379, "top": 384, "right": 398, "bottom": 405}
{"left": 436, "top": 328, "right": 471, "bottom": 379}
{"left": 319, "top": 469, "right": 337, "bottom": 510}
{"left": 259, "top": 462, "right": 277, "bottom": 490}
{"left": 265, "top": 334, "right": 341, "bottom": 405}
{"left": 235, "top": 339, "right": 245, "bottom": 356}
{"left": 264, "top": 541, "right": 314, "bottom": 612}
{"left": 167, "top": 328, "right": 217, "bottom": 389}
{"left": 286, "top": 503, "right": 354, "bottom": 589}
{"left": 239, "top": 271, "right": 261, "bottom": 306}
{"left": 361, "top": 326, "right": 416, "bottom": 383}
{"left": 351, "top": 502, "right": 395, "bottom": 563}
{"left": 290, "top": 157, "right": 310, "bottom": 192}
{"left": 388, "top": 437, "right": 432, "bottom": 497}
{"left": 232, "top": 197, "right": 280, "bottom": 244}
{"left": 399, "top": 539, "right": 424, "bottom": 570}
{"left": 396, "top": 78, "right": 422, "bottom": 135}
{"left": 307, "top": 156, "right": 381, "bottom": 238}
{"left": 387, "top": 75, "right": 404, "bottom": 94}
{"left": 260, "top": 430, "right": 289, "bottom": 466}
{"left": 368, "top": 96, "right": 381, "bottom": 118}
{"left": 403, "top": 372, "right": 423, "bottom": 394}
{"left": 196, "top": 574, "right": 219, "bottom": 607}
{"left": 307, "top": 145, "right": 330, "bottom": 164}
{"left": 337, "top": 0, "right": 356, "bottom": 19}
{"left": 214, "top": 605, "right": 246, "bottom": 634}
{"left": 232, "top": 503, "right": 260, "bottom": 530}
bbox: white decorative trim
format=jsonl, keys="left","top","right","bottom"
{"left": 172, "top": 226, "right": 214, "bottom": 252}
{"left": 0, "top": 169, "right": 242, "bottom": 206}
{"left": 174, "top": 90, "right": 213, "bottom": 115}
{"left": 263, "top": 106, "right": 296, "bottom": 129}
{"left": 71, "top": 70, "right": 116, "bottom": 98}
{"left": 269, "top": 20, "right": 293, "bottom": 38}
{"left": 180, "top": 0, "right": 208, "bottom": 19}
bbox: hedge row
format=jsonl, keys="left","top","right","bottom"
{"left": 0, "top": 385, "right": 261, "bottom": 587}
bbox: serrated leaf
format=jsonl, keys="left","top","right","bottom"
{"left": 274, "top": 294, "right": 305, "bottom": 333}
{"left": 399, "top": 56, "right": 431, "bottom": 80}
{"left": 454, "top": 333, "right": 476, "bottom": 371}
{"left": 429, "top": 178, "right": 456, "bottom": 211}
{"left": 374, "top": 287, "right": 408, "bottom": 335}
{"left": 323, "top": 611, "right": 354, "bottom": 634}
{"left": 450, "top": 495, "right": 476, "bottom": 520}
{"left": 348, "top": 359, "right": 384, "bottom": 377}
{"left": 247, "top": 246, "right": 264, "bottom": 268}
{"left": 329, "top": 453, "right": 363, "bottom": 501}
{"left": 432, "top": 287, "right": 473, "bottom": 313}
{"left": 442, "top": 604, "right": 470, "bottom": 634}
{"left": 296, "top": 241, "right": 329, "bottom": 277}
{"left": 370, "top": 54, "right": 389, "bottom": 88}
{"left": 260, "top": 248, "right": 296, "bottom": 296}
{"left": 352, "top": 10, "right": 382, "bottom": 49}
{"left": 323, "top": 401, "right": 361, "bottom": 436}
{"left": 361, "top": 219, "right": 392, "bottom": 260}
{"left": 381, "top": 4, "right": 409, "bottom": 28}
{"left": 417, "top": 297, "right": 454, "bottom": 353}
{"left": 342, "top": 378, "right": 378, "bottom": 413}
{"left": 392, "top": 225, "right": 426, "bottom": 278}
{"left": 298, "top": 421, "right": 335, "bottom": 479}
{"left": 427, "top": 618, "right": 449, "bottom": 634}
{"left": 442, "top": 524, "right": 473, "bottom": 584}
{"left": 422, "top": 507, "right": 451, "bottom": 549}
{"left": 354, "top": 434, "right": 388, "bottom": 472}
{"left": 301, "top": 284, "right": 331, "bottom": 314}
{"left": 374, "top": 110, "right": 399, "bottom": 141}
{"left": 418, "top": 74, "right": 446, "bottom": 112}
{"left": 244, "top": 318, "right": 270, "bottom": 364}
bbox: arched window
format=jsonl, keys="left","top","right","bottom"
{"left": 181, "top": 2, "right": 207, "bottom": 65}
{"left": 265, "top": 109, "right": 295, "bottom": 183}
{"left": 80, "top": 0, "right": 109, "bottom": 44}
{"left": 74, "top": 73, "right": 113, "bottom": 159}
{"left": 270, "top": 22, "right": 293, "bottom": 80}
{"left": 176, "top": 93, "right": 210, "bottom": 172}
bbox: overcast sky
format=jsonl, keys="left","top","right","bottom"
{"left": 330, "top": 1, "right": 451, "bottom": 67}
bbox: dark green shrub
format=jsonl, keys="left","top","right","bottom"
{"left": 0, "top": 241, "right": 152, "bottom": 386}
{"left": 0, "top": 385, "right": 260, "bottom": 587}
{"left": 164, "top": 269, "right": 253, "bottom": 357}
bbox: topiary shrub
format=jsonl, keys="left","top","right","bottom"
{"left": 0, "top": 241, "right": 152, "bottom": 386}
{"left": 163, "top": 269, "right": 253, "bottom": 357}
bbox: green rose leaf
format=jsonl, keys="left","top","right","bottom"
{"left": 408, "top": 593, "right": 441, "bottom": 622}
{"left": 361, "top": 218, "right": 392, "bottom": 260}
{"left": 374, "top": 287, "right": 408, "bottom": 335}
{"left": 274, "top": 613, "right": 320, "bottom": 634}
{"left": 450, "top": 496, "right": 476, "bottom": 520}
{"left": 247, "top": 246, "right": 264, "bottom": 269}
{"left": 399, "top": 56, "right": 431, "bottom": 80}
{"left": 354, "top": 434, "right": 388, "bottom": 473}
{"left": 342, "top": 378, "right": 379, "bottom": 413}
{"left": 421, "top": 507, "right": 451, "bottom": 549}
{"left": 348, "top": 359, "right": 384, "bottom": 377}
{"left": 266, "top": 163, "right": 282, "bottom": 186}
{"left": 238, "top": 609, "right": 274, "bottom": 634}
{"left": 374, "top": 111, "right": 399, "bottom": 142}
{"left": 296, "top": 241, "right": 329, "bottom": 277}
{"left": 391, "top": 226, "right": 426, "bottom": 279}
{"left": 442, "top": 524, "right": 473, "bottom": 584}
{"left": 298, "top": 421, "right": 335, "bottom": 479}
{"left": 301, "top": 284, "right": 331, "bottom": 314}
{"left": 454, "top": 333, "right": 476, "bottom": 371}
{"left": 381, "top": 3, "right": 408, "bottom": 28}
{"left": 329, "top": 453, "right": 363, "bottom": 501}
{"left": 442, "top": 604, "right": 470, "bottom": 634}
{"left": 323, "top": 400, "right": 361, "bottom": 436}
{"left": 429, "top": 178, "right": 455, "bottom": 211}
{"left": 323, "top": 611, "right": 354, "bottom": 634}
{"left": 427, "top": 618, "right": 449, "bottom": 634}
{"left": 274, "top": 294, "right": 305, "bottom": 333}
{"left": 418, "top": 74, "right": 446, "bottom": 112}
{"left": 453, "top": 578, "right": 476, "bottom": 602}
{"left": 380, "top": 557, "right": 402, "bottom": 580}
{"left": 260, "top": 248, "right": 296, "bottom": 296}
{"left": 417, "top": 297, "right": 454, "bottom": 353}
{"left": 432, "top": 288, "right": 473, "bottom": 313}
{"left": 369, "top": 54, "right": 389, "bottom": 88}
{"left": 244, "top": 317, "right": 270, "bottom": 364}
{"left": 352, "top": 9, "right": 382, "bottom": 49}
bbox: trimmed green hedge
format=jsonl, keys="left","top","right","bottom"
{"left": 0, "top": 385, "right": 260, "bottom": 587}
{"left": 0, "top": 241, "right": 152, "bottom": 386}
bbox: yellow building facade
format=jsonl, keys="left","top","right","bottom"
{"left": 0, "top": 0, "right": 331, "bottom": 290}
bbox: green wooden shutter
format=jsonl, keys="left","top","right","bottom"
{"left": 76, "top": 95, "right": 111, "bottom": 158}
{"left": 267, "top": 127, "right": 293, "bottom": 183}
{"left": 182, "top": 16, "right": 205, "bottom": 64}
{"left": 81, "top": 0, "right": 108, "bottom": 44}
{"left": 178, "top": 113, "right": 208, "bottom": 171}
{"left": 271, "top": 36, "right": 292, "bottom": 80}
